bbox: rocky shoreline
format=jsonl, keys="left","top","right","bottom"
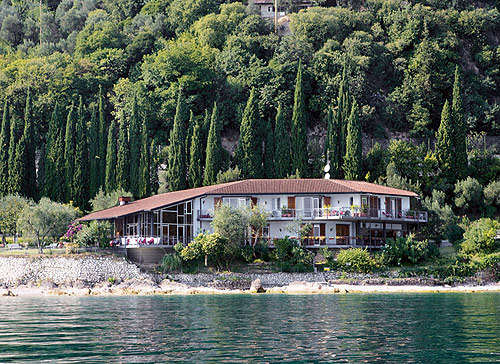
{"left": 1, "top": 256, "right": 499, "bottom": 297}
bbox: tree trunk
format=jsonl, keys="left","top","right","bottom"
{"left": 204, "top": 254, "right": 208, "bottom": 267}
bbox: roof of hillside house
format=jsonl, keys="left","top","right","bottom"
{"left": 79, "top": 179, "right": 418, "bottom": 221}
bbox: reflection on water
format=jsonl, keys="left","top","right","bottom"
{"left": 0, "top": 293, "right": 499, "bottom": 363}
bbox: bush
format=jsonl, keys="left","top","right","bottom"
{"left": 76, "top": 221, "right": 112, "bottom": 247}
{"left": 382, "top": 235, "right": 438, "bottom": 266}
{"left": 160, "top": 253, "right": 182, "bottom": 272}
{"left": 180, "top": 233, "right": 231, "bottom": 269}
{"left": 271, "top": 237, "right": 313, "bottom": 272}
{"left": 254, "top": 240, "right": 270, "bottom": 261}
{"left": 454, "top": 177, "right": 483, "bottom": 212}
{"left": 460, "top": 218, "right": 500, "bottom": 256}
{"left": 336, "top": 248, "right": 376, "bottom": 273}
{"left": 484, "top": 181, "right": 500, "bottom": 208}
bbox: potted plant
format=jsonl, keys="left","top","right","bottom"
{"left": 350, "top": 204, "right": 359, "bottom": 217}
{"left": 361, "top": 203, "right": 368, "bottom": 217}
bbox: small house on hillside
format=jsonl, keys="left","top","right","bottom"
{"left": 252, "top": 0, "right": 315, "bottom": 18}
{"left": 79, "top": 179, "right": 427, "bottom": 263}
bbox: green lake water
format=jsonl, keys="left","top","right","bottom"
{"left": 1, "top": 293, "right": 500, "bottom": 363}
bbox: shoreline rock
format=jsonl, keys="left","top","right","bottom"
{"left": 1, "top": 255, "right": 499, "bottom": 296}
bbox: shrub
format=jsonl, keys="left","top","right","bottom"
{"left": 454, "top": 177, "right": 483, "bottom": 211}
{"left": 76, "top": 221, "right": 112, "bottom": 247}
{"left": 254, "top": 240, "right": 270, "bottom": 261}
{"left": 160, "top": 253, "right": 182, "bottom": 272}
{"left": 180, "top": 233, "right": 231, "bottom": 269}
{"left": 484, "top": 181, "right": 500, "bottom": 208}
{"left": 271, "top": 237, "right": 313, "bottom": 272}
{"left": 382, "top": 235, "right": 438, "bottom": 266}
{"left": 336, "top": 248, "right": 376, "bottom": 273}
{"left": 460, "top": 218, "right": 500, "bottom": 256}
{"left": 238, "top": 246, "right": 254, "bottom": 263}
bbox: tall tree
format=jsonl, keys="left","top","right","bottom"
{"left": 326, "top": 106, "right": 341, "bottom": 178}
{"left": 274, "top": 103, "right": 291, "bottom": 178}
{"left": 72, "top": 97, "right": 90, "bottom": 210}
{"left": 436, "top": 100, "right": 454, "bottom": 181}
{"left": 88, "top": 107, "right": 100, "bottom": 199}
{"left": 452, "top": 65, "right": 467, "bottom": 180}
{"left": 116, "top": 117, "right": 130, "bottom": 192}
{"left": 239, "top": 88, "right": 263, "bottom": 178}
{"left": 44, "top": 102, "right": 66, "bottom": 202}
{"left": 189, "top": 111, "right": 203, "bottom": 188}
{"left": 129, "top": 93, "right": 141, "bottom": 197}
{"left": 150, "top": 138, "right": 160, "bottom": 195}
{"left": 0, "top": 101, "right": 10, "bottom": 196}
{"left": 167, "top": 89, "right": 187, "bottom": 191}
{"left": 64, "top": 103, "right": 76, "bottom": 202}
{"left": 97, "top": 85, "right": 107, "bottom": 191}
{"left": 138, "top": 118, "right": 150, "bottom": 198}
{"left": 291, "top": 61, "right": 308, "bottom": 177}
{"left": 13, "top": 90, "right": 36, "bottom": 199}
{"left": 263, "top": 118, "right": 275, "bottom": 178}
{"left": 343, "top": 99, "right": 362, "bottom": 180}
{"left": 7, "top": 113, "right": 22, "bottom": 194}
{"left": 203, "top": 103, "right": 221, "bottom": 186}
{"left": 105, "top": 118, "right": 117, "bottom": 193}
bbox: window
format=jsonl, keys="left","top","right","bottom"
{"left": 272, "top": 198, "right": 281, "bottom": 211}
{"left": 223, "top": 197, "right": 247, "bottom": 208}
{"left": 263, "top": 224, "right": 270, "bottom": 238}
{"left": 303, "top": 197, "right": 320, "bottom": 217}
{"left": 350, "top": 197, "right": 354, "bottom": 206}
{"left": 313, "top": 224, "right": 320, "bottom": 237}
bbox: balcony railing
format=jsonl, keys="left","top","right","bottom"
{"left": 198, "top": 208, "right": 427, "bottom": 222}
{"left": 113, "top": 236, "right": 194, "bottom": 247}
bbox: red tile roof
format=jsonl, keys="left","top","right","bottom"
{"left": 78, "top": 179, "right": 418, "bottom": 221}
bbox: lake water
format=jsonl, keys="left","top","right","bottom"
{"left": 1, "top": 293, "right": 500, "bottom": 363}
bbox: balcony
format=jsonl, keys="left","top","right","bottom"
{"left": 197, "top": 208, "right": 427, "bottom": 223}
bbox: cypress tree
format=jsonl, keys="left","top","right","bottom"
{"left": 274, "top": 103, "right": 291, "bottom": 178}
{"left": 189, "top": 111, "right": 203, "bottom": 188}
{"left": 452, "top": 65, "right": 467, "bottom": 180}
{"left": 0, "top": 101, "right": 10, "bottom": 196}
{"left": 336, "top": 65, "right": 350, "bottom": 175}
{"left": 185, "top": 110, "right": 194, "bottom": 159}
{"left": 37, "top": 145, "right": 45, "bottom": 196}
{"left": 264, "top": 118, "right": 275, "bottom": 178}
{"left": 291, "top": 61, "right": 308, "bottom": 177}
{"left": 72, "top": 97, "right": 90, "bottom": 210}
{"left": 436, "top": 100, "right": 454, "bottom": 181}
{"left": 167, "top": 89, "right": 187, "bottom": 191}
{"left": 98, "top": 85, "right": 107, "bottom": 190}
{"left": 116, "top": 117, "right": 130, "bottom": 192}
{"left": 239, "top": 88, "right": 263, "bottom": 178}
{"left": 45, "top": 102, "right": 66, "bottom": 202}
{"left": 128, "top": 93, "right": 141, "bottom": 197}
{"left": 203, "top": 103, "right": 221, "bottom": 186}
{"left": 138, "top": 119, "right": 150, "bottom": 198}
{"left": 150, "top": 138, "right": 159, "bottom": 195}
{"left": 88, "top": 107, "right": 99, "bottom": 199}
{"left": 64, "top": 103, "right": 76, "bottom": 202}
{"left": 13, "top": 90, "right": 36, "bottom": 199}
{"left": 326, "top": 106, "right": 341, "bottom": 178}
{"left": 343, "top": 99, "right": 362, "bottom": 180}
{"left": 105, "top": 118, "right": 117, "bottom": 193}
{"left": 7, "top": 113, "right": 22, "bottom": 194}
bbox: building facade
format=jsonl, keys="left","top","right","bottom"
{"left": 252, "top": 0, "right": 314, "bottom": 18}
{"left": 79, "top": 179, "right": 427, "bottom": 251}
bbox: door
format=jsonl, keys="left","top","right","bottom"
{"left": 288, "top": 197, "right": 295, "bottom": 217}
{"left": 320, "top": 224, "right": 326, "bottom": 245}
{"left": 369, "top": 196, "right": 379, "bottom": 217}
{"left": 336, "top": 224, "right": 350, "bottom": 245}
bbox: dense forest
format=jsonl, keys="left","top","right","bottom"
{"left": 0, "top": 0, "right": 498, "bottom": 221}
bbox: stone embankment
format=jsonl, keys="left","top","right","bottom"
{"left": 0, "top": 255, "right": 499, "bottom": 296}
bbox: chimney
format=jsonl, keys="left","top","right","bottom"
{"left": 119, "top": 196, "right": 131, "bottom": 206}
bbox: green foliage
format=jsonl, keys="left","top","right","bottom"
{"left": 484, "top": 181, "right": 500, "bottom": 208}
{"left": 116, "top": 118, "right": 130, "bottom": 193}
{"left": 239, "top": 88, "right": 263, "bottom": 178}
{"left": 382, "top": 235, "right": 439, "bottom": 266}
{"left": 72, "top": 97, "right": 90, "bottom": 210}
{"left": 263, "top": 118, "right": 275, "bottom": 178}
{"left": 128, "top": 93, "right": 141, "bottom": 198}
{"left": 138, "top": 119, "right": 151, "bottom": 198}
{"left": 211, "top": 203, "right": 249, "bottom": 246}
{"left": 452, "top": 65, "right": 467, "bottom": 181}
{"left": 90, "top": 188, "right": 132, "bottom": 212}
{"left": 454, "top": 177, "right": 483, "bottom": 212}
{"left": 180, "top": 232, "right": 232, "bottom": 269}
{"left": 44, "top": 102, "right": 66, "bottom": 202}
{"left": 17, "top": 198, "right": 79, "bottom": 252}
{"left": 189, "top": 111, "right": 203, "bottom": 188}
{"left": 216, "top": 166, "right": 242, "bottom": 184}
{"left": 291, "top": 61, "right": 308, "bottom": 177}
{"left": 336, "top": 248, "right": 376, "bottom": 273}
{"left": 460, "top": 218, "right": 500, "bottom": 256}
{"left": 272, "top": 237, "right": 313, "bottom": 272}
{"left": 98, "top": 86, "right": 108, "bottom": 193}
{"left": 362, "top": 142, "right": 388, "bottom": 182}
{"left": 105, "top": 118, "right": 117, "bottom": 193}
{"left": 160, "top": 253, "right": 183, "bottom": 272}
{"left": 0, "top": 101, "right": 10, "bottom": 197}
{"left": 343, "top": 99, "right": 362, "bottom": 180}
{"left": 248, "top": 204, "right": 270, "bottom": 244}
{"left": 274, "top": 103, "right": 291, "bottom": 178}
{"left": 422, "top": 190, "right": 460, "bottom": 242}
{"left": 64, "top": 103, "right": 76, "bottom": 201}
{"left": 167, "top": 88, "right": 187, "bottom": 191}
{"left": 436, "top": 100, "right": 454, "bottom": 183}
{"left": 203, "top": 103, "right": 221, "bottom": 186}
{"left": 76, "top": 220, "right": 112, "bottom": 248}
{"left": 0, "top": 194, "right": 29, "bottom": 236}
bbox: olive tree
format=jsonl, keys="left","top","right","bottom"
{"left": 211, "top": 203, "right": 249, "bottom": 248}
{"left": 17, "top": 198, "right": 79, "bottom": 253}
{"left": 0, "top": 194, "right": 29, "bottom": 244}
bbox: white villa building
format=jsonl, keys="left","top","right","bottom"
{"left": 79, "top": 179, "right": 427, "bottom": 262}
{"left": 252, "top": 0, "right": 314, "bottom": 19}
